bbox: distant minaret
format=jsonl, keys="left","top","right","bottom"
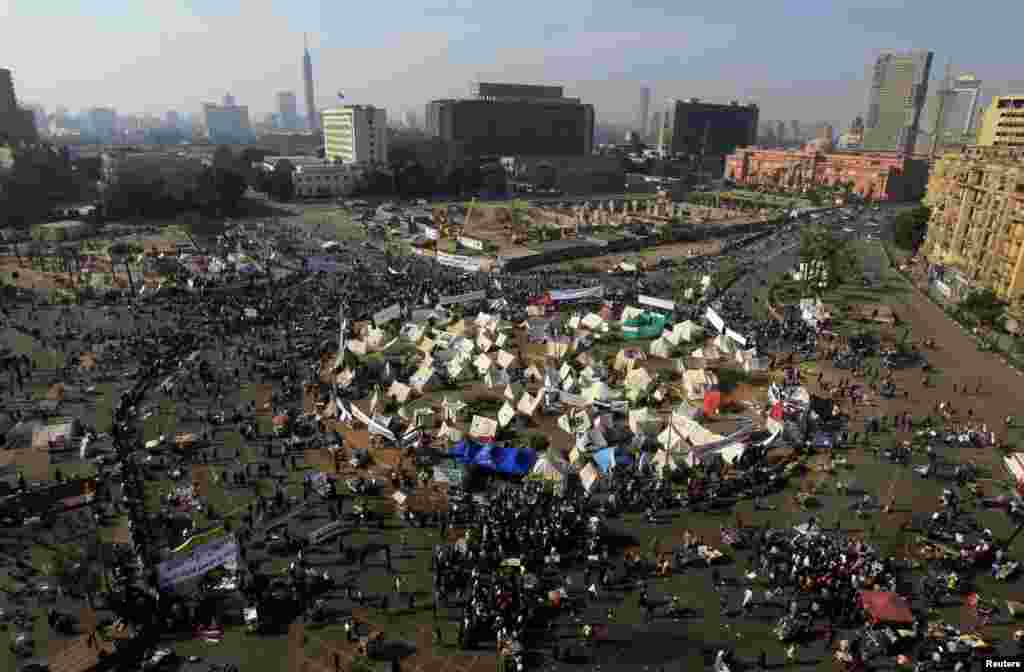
{"left": 303, "top": 33, "right": 318, "bottom": 132}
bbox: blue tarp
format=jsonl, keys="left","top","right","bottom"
{"left": 449, "top": 440, "right": 537, "bottom": 476}
{"left": 592, "top": 447, "right": 634, "bottom": 474}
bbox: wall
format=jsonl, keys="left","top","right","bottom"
{"left": 501, "top": 218, "right": 782, "bottom": 272}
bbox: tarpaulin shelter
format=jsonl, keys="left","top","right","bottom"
{"left": 703, "top": 388, "right": 723, "bottom": 416}
{"left": 622, "top": 312, "right": 669, "bottom": 340}
{"left": 592, "top": 447, "right": 633, "bottom": 473}
{"left": 449, "top": 440, "right": 537, "bottom": 476}
{"left": 859, "top": 590, "right": 914, "bottom": 624}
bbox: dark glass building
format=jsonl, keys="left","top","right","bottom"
{"left": 426, "top": 83, "right": 594, "bottom": 157}
{"left": 667, "top": 98, "right": 759, "bottom": 157}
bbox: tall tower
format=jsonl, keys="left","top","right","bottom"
{"left": 638, "top": 86, "right": 651, "bottom": 138}
{"left": 303, "top": 33, "right": 319, "bottom": 132}
{"left": 862, "top": 49, "right": 933, "bottom": 154}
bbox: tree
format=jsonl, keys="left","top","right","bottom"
{"left": 959, "top": 289, "right": 1006, "bottom": 327}
{"left": 893, "top": 205, "right": 931, "bottom": 251}
{"left": 798, "top": 223, "right": 859, "bottom": 293}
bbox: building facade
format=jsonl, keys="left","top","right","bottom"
{"left": 926, "top": 74, "right": 983, "bottom": 152}
{"left": 202, "top": 102, "right": 253, "bottom": 144}
{"left": 277, "top": 91, "right": 299, "bottom": 130}
{"left": 666, "top": 98, "right": 758, "bottom": 157}
{"left": 977, "top": 95, "right": 1024, "bottom": 149}
{"left": 0, "top": 68, "right": 37, "bottom": 143}
{"left": 322, "top": 105, "right": 388, "bottom": 164}
{"left": 863, "top": 50, "right": 934, "bottom": 154}
{"left": 724, "top": 147, "right": 929, "bottom": 202}
{"left": 638, "top": 86, "right": 651, "bottom": 138}
{"left": 920, "top": 146, "right": 1024, "bottom": 310}
{"left": 426, "top": 83, "right": 594, "bottom": 157}
{"left": 263, "top": 155, "right": 366, "bottom": 198}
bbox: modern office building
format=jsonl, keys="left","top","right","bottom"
{"left": 976, "top": 95, "right": 1024, "bottom": 149}
{"left": 775, "top": 121, "right": 786, "bottom": 145}
{"left": 724, "top": 147, "right": 929, "bottom": 202}
{"left": 926, "top": 74, "right": 983, "bottom": 152}
{"left": 426, "top": 82, "right": 594, "bottom": 157}
{"left": 664, "top": 98, "right": 758, "bottom": 157}
{"left": 303, "top": 35, "right": 318, "bottom": 133}
{"left": 322, "top": 105, "right": 388, "bottom": 164}
{"left": 638, "top": 86, "right": 651, "bottom": 138}
{"left": 0, "top": 68, "right": 38, "bottom": 142}
{"left": 921, "top": 145, "right": 1024, "bottom": 310}
{"left": 404, "top": 109, "right": 419, "bottom": 131}
{"left": 277, "top": 91, "right": 299, "bottom": 130}
{"left": 862, "top": 50, "right": 934, "bottom": 154}
{"left": 202, "top": 100, "right": 253, "bottom": 144}
{"left": 790, "top": 121, "right": 802, "bottom": 143}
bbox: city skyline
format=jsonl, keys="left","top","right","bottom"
{"left": 4, "top": 0, "right": 1024, "bottom": 128}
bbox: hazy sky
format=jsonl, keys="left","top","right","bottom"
{"left": 4, "top": 0, "right": 1023, "bottom": 128}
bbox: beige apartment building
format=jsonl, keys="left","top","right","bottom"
{"left": 977, "top": 95, "right": 1024, "bottom": 148}
{"left": 921, "top": 146, "right": 1024, "bottom": 314}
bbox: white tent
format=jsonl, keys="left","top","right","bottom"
{"left": 682, "top": 368, "right": 717, "bottom": 400}
{"left": 531, "top": 455, "right": 570, "bottom": 482}
{"left": 1006, "top": 453, "right": 1024, "bottom": 484}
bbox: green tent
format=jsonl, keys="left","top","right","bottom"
{"left": 622, "top": 312, "right": 669, "bottom": 340}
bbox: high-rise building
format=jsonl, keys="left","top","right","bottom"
{"left": 277, "top": 91, "right": 298, "bottom": 130}
{"left": 664, "top": 98, "right": 758, "bottom": 157}
{"left": 86, "top": 108, "right": 117, "bottom": 143}
{"left": 303, "top": 34, "right": 318, "bottom": 133}
{"left": 775, "top": 120, "right": 786, "bottom": 145}
{"left": 926, "top": 74, "right": 983, "bottom": 152}
{"left": 921, "top": 145, "right": 1024, "bottom": 310}
{"left": 322, "top": 105, "right": 388, "bottom": 164}
{"left": 165, "top": 110, "right": 180, "bottom": 129}
{"left": 657, "top": 99, "right": 676, "bottom": 155}
{"left": 202, "top": 99, "right": 253, "bottom": 143}
{"left": 426, "top": 82, "right": 594, "bottom": 157}
{"left": 862, "top": 50, "right": 934, "bottom": 154}
{"left": 404, "top": 109, "right": 418, "bottom": 130}
{"left": 223, "top": 93, "right": 236, "bottom": 107}
{"left": 0, "top": 68, "right": 38, "bottom": 142}
{"left": 650, "top": 111, "right": 662, "bottom": 143}
{"left": 976, "top": 95, "right": 1024, "bottom": 148}
{"left": 638, "top": 86, "right": 651, "bottom": 138}
{"left": 790, "top": 120, "right": 801, "bottom": 143}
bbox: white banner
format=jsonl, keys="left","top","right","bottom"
{"left": 705, "top": 307, "right": 725, "bottom": 333}
{"left": 373, "top": 303, "right": 402, "bottom": 325}
{"left": 549, "top": 286, "right": 605, "bottom": 302}
{"left": 638, "top": 295, "right": 675, "bottom": 312}
{"left": 423, "top": 226, "right": 440, "bottom": 240}
{"left": 725, "top": 328, "right": 747, "bottom": 347}
{"left": 438, "top": 290, "right": 486, "bottom": 306}
{"left": 436, "top": 252, "right": 481, "bottom": 272}
{"left": 458, "top": 236, "right": 484, "bottom": 251}
{"left": 158, "top": 535, "right": 239, "bottom": 588}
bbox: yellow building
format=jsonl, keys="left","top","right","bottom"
{"left": 921, "top": 146, "right": 1024, "bottom": 313}
{"left": 977, "top": 95, "right": 1024, "bottom": 148}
